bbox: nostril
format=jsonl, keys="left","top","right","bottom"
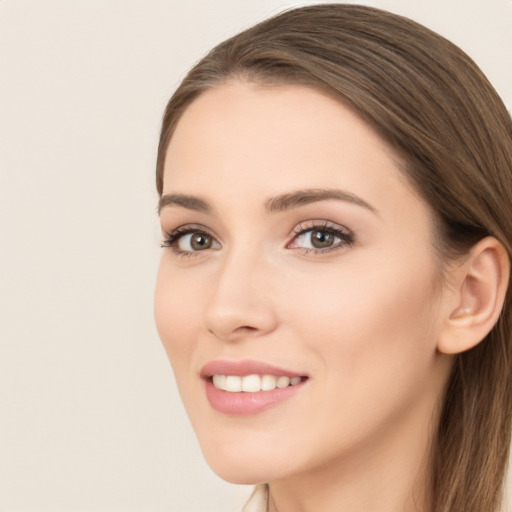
{"left": 208, "top": 324, "right": 260, "bottom": 341}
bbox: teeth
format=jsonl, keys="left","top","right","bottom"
{"left": 225, "top": 375, "right": 242, "bottom": 392}
{"left": 241, "top": 374, "right": 261, "bottom": 392}
{"left": 276, "top": 376, "right": 290, "bottom": 388}
{"left": 261, "top": 375, "right": 276, "bottom": 391}
{"left": 212, "top": 374, "right": 226, "bottom": 390}
{"left": 212, "top": 374, "right": 303, "bottom": 392}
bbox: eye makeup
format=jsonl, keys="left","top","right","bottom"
{"left": 161, "top": 224, "right": 219, "bottom": 256}
{"left": 287, "top": 220, "right": 355, "bottom": 255}
{"left": 161, "top": 218, "right": 355, "bottom": 258}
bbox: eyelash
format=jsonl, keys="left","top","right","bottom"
{"left": 161, "top": 221, "right": 355, "bottom": 257}
{"left": 160, "top": 224, "right": 214, "bottom": 257}
{"left": 288, "top": 221, "right": 355, "bottom": 254}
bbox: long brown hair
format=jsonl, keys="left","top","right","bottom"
{"left": 156, "top": 5, "right": 512, "bottom": 511}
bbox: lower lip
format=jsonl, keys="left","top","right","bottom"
{"left": 204, "top": 379, "right": 306, "bottom": 415}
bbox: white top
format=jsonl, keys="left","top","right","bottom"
{"left": 241, "top": 485, "right": 269, "bottom": 512}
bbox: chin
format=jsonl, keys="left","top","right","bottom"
{"left": 214, "top": 469, "right": 268, "bottom": 485}
{"left": 206, "top": 458, "right": 271, "bottom": 485}
{"left": 199, "top": 439, "right": 287, "bottom": 485}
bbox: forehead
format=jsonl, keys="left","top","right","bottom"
{"left": 162, "top": 81, "right": 422, "bottom": 216}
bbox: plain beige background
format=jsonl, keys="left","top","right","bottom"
{"left": 0, "top": 1, "right": 511, "bottom": 511}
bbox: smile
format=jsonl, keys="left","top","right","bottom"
{"left": 212, "top": 374, "right": 304, "bottom": 392}
{"left": 201, "top": 360, "right": 308, "bottom": 415}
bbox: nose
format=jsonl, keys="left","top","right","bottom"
{"left": 203, "top": 249, "right": 278, "bottom": 342}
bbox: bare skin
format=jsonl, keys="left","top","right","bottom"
{"left": 155, "top": 81, "right": 459, "bottom": 512}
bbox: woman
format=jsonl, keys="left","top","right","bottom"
{"left": 154, "top": 4, "right": 512, "bottom": 511}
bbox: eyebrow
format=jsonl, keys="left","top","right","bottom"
{"left": 265, "top": 188, "right": 378, "bottom": 214}
{"left": 158, "top": 194, "right": 212, "bottom": 215}
{"left": 158, "top": 188, "right": 377, "bottom": 215}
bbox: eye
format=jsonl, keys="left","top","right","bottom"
{"left": 288, "top": 222, "right": 354, "bottom": 253}
{"left": 161, "top": 226, "right": 220, "bottom": 254}
{"left": 178, "top": 232, "right": 214, "bottom": 251}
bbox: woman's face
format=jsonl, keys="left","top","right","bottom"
{"left": 155, "top": 82, "right": 453, "bottom": 485}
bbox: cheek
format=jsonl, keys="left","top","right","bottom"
{"left": 281, "top": 253, "right": 441, "bottom": 382}
{"left": 154, "top": 260, "right": 204, "bottom": 372}
{"left": 270, "top": 256, "right": 444, "bottom": 462}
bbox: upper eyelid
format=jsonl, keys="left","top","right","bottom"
{"left": 162, "top": 220, "right": 354, "bottom": 249}
{"left": 287, "top": 220, "right": 356, "bottom": 250}
{"left": 290, "top": 219, "right": 352, "bottom": 236}
{"left": 164, "top": 223, "right": 216, "bottom": 236}
{"left": 162, "top": 224, "right": 220, "bottom": 245}
{"left": 161, "top": 225, "right": 221, "bottom": 255}
{"left": 163, "top": 220, "right": 349, "bottom": 235}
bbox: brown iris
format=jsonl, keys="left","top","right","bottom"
{"left": 311, "top": 229, "right": 335, "bottom": 249}
{"left": 190, "top": 233, "right": 213, "bottom": 250}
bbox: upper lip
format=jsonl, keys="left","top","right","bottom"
{"left": 200, "top": 359, "right": 306, "bottom": 379}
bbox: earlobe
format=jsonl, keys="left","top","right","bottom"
{"left": 438, "top": 237, "right": 510, "bottom": 355}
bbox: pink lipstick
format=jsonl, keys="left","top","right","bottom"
{"left": 201, "top": 359, "right": 308, "bottom": 415}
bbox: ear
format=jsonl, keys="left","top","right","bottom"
{"left": 437, "top": 236, "right": 510, "bottom": 355}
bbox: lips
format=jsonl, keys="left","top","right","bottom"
{"left": 201, "top": 359, "right": 305, "bottom": 378}
{"left": 201, "top": 359, "right": 308, "bottom": 415}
